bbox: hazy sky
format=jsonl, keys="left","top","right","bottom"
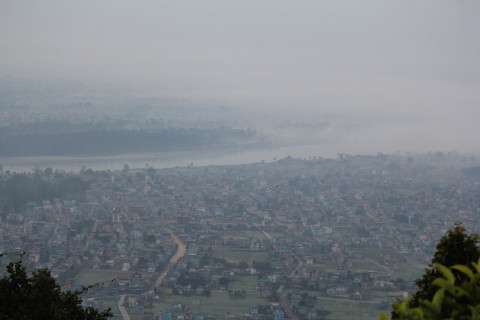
{"left": 1, "top": 1, "right": 480, "bottom": 154}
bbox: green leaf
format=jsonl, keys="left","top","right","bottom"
{"left": 451, "top": 264, "right": 474, "bottom": 280}
{"left": 473, "top": 273, "right": 480, "bottom": 284}
{"left": 419, "top": 305, "right": 437, "bottom": 320}
{"left": 474, "top": 259, "right": 480, "bottom": 273}
{"left": 397, "top": 296, "right": 412, "bottom": 314}
{"left": 412, "top": 308, "right": 425, "bottom": 320}
{"left": 431, "top": 288, "right": 445, "bottom": 313}
{"left": 379, "top": 312, "right": 390, "bottom": 320}
{"left": 432, "top": 278, "right": 450, "bottom": 289}
{"left": 446, "top": 285, "right": 469, "bottom": 298}
{"left": 472, "top": 304, "right": 480, "bottom": 320}
{"left": 436, "top": 263, "right": 455, "bottom": 285}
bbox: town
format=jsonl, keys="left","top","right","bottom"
{"left": 1, "top": 152, "right": 480, "bottom": 320}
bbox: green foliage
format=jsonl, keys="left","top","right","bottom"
{"left": 0, "top": 256, "right": 112, "bottom": 320}
{"left": 380, "top": 259, "right": 480, "bottom": 320}
{"left": 384, "top": 223, "right": 480, "bottom": 320}
{"left": 0, "top": 127, "right": 259, "bottom": 157}
{"left": 0, "top": 173, "right": 88, "bottom": 212}
{"left": 411, "top": 223, "right": 480, "bottom": 312}
{"left": 252, "top": 260, "right": 273, "bottom": 274}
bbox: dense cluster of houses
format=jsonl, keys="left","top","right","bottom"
{"left": 1, "top": 153, "right": 480, "bottom": 319}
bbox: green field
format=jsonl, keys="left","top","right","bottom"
{"left": 391, "top": 262, "right": 426, "bottom": 281}
{"left": 75, "top": 269, "right": 121, "bottom": 285}
{"left": 215, "top": 230, "right": 283, "bottom": 241}
{"left": 315, "top": 298, "right": 387, "bottom": 320}
{"left": 244, "top": 230, "right": 270, "bottom": 239}
{"left": 212, "top": 246, "right": 270, "bottom": 264}
{"left": 216, "top": 231, "right": 249, "bottom": 238}
{"left": 310, "top": 254, "right": 344, "bottom": 273}
{"left": 81, "top": 298, "right": 121, "bottom": 319}
{"left": 349, "top": 258, "right": 390, "bottom": 275}
{"left": 228, "top": 275, "right": 259, "bottom": 293}
{"left": 357, "top": 248, "right": 404, "bottom": 262}
{"left": 102, "top": 299, "right": 120, "bottom": 315}
{"left": 152, "top": 291, "right": 269, "bottom": 317}
{"left": 267, "top": 232, "right": 287, "bottom": 238}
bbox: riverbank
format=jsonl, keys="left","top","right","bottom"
{"left": 0, "top": 141, "right": 416, "bottom": 173}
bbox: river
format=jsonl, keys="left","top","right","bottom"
{"left": 0, "top": 142, "right": 402, "bottom": 173}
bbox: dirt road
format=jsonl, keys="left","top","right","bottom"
{"left": 118, "top": 294, "right": 130, "bottom": 320}
{"left": 119, "top": 229, "right": 186, "bottom": 320}
{"left": 153, "top": 229, "right": 186, "bottom": 289}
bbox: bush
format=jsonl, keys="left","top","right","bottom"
{"left": 380, "top": 259, "right": 480, "bottom": 320}
{"left": 0, "top": 255, "right": 112, "bottom": 320}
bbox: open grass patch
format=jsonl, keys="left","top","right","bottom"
{"left": 247, "top": 251, "right": 270, "bottom": 264}
{"left": 216, "top": 231, "right": 249, "bottom": 238}
{"left": 391, "top": 262, "right": 425, "bottom": 281}
{"left": 228, "top": 275, "right": 259, "bottom": 293}
{"left": 357, "top": 248, "right": 404, "bottom": 262}
{"left": 244, "top": 230, "right": 269, "bottom": 239}
{"left": 153, "top": 291, "right": 269, "bottom": 318}
{"left": 212, "top": 246, "right": 270, "bottom": 265}
{"left": 315, "top": 298, "right": 387, "bottom": 320}
{"left": 349, "top": 259, "right": 389, "bottom": 274}
{"left": 75, "top": 268, "right": 120, "bottom": 286}
{"left": 101, "top": 299, "right": 120, "bottom": 315}
{"left": 212, "top": 247, "right": 250, "bottom": 263}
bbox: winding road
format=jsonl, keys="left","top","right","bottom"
{"left": 118, "top": 229, "right": 186, "bottom": 320}
{"left": 152, "top": 229, "right": 187, "bottom": 289}
{"left": 118, "top": 294, "right": 130, "bottom": 320}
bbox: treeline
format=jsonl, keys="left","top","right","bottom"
{"left": 0, "top": 173, "right": 88, "bottom": 213}
{"left": 0, "top": 119, "right": 168, "bottom": 135}
{"left": 0, "top": 127, "right": 259, "bottom": 157}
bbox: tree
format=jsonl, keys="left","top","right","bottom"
{"left": 0, "top": 255, "right": 112, "bottom": 320}
{"left": 391, "top": 223, "right": 480, "bottom": 319}
{"left": 381, "top": 259, "right": 480, "bottom": 320}
{"left": 122, "top": 163, "right": 129, "bottom": 175}
{"left": 44, "top": 167, "right": 53, "bottom": 176}
{"left": 146, "top": 167, "right": 156, "bottom": 177}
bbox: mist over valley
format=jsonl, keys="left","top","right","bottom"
{"left": 1, "top": 1, "right": 480, "bottom": 319}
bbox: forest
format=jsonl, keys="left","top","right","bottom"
{"left": 0, "top": 172, "right": 88, "bottom": 213}
{"left": 0, "top": 126, "right": 260, "bottom": 157}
